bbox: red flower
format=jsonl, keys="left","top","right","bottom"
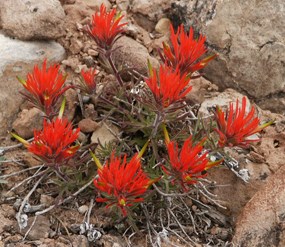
{"left": 18, "top": 60, "right": 70, "bottom": 117}
{"left": 214, "top": 97, "right": 273, "bottom": 148}
{"left": 94, "top": 153, "right": 150, "bottom": 216}
{"left": 165, "top": 136, "right": 218, "bottom": 190}
{"left": 145, "top": 65, "right": 192, "bottom": 109}
{"left": 160, "top": 24, "right": 216, "bottom": 75}
{"left": 80, "top": 68, "right": 97, "bottom": 94}
{"left": 87, "top": 4, "right": 127, "bottom": 50}
{"left": 28, "top": 118, "right": 80, "bottom": 166}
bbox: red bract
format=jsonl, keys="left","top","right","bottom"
{"left": 28, "top": 118, "right": 80, "bottom": 166}
{"left": 214, "top": 97, "right": 273, "bottom": 148}
{"left": 145, "top": 65, "right": 192, "bottom": 109}
{"left": 165, "top": 136, "right": 217, "bottom": 190}
{"left": 18, "top": 60, "right": 70, "bottom": 117}
{"left": 80, "top": 68, "right": 97, "bottom": 94}
{"left": 87, "top": 4, "right": 127, "bottom": 50}
{"left": 94, "top": 153, "right": 150, "bottom": 216}
{"left": 160, "top": 24, "right": 216, "bottom": 75}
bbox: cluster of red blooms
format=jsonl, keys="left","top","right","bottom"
{"left": 18, "top": 60, "right": 71, "bottom": 118}
{"left": 93, "top": 154, "right": 150, "bottom": 216}
{"left": 165, "top": 136, "right": 221, "bottom": 191}
{"left": 214, "top": 97, "right": 273, "bottom": 148}
{"left": 12, "top": 3, "right": 272, "bottom": 216}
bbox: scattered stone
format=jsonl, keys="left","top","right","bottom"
{"left": 64, "top": 88, "right": 78, "bottom": 121}
{"left": 155, "top": 18, "right": 171, "bottom": 35}
{"left": 0, "top": 0, "right": 66, "bottom": 40}
{"left": 78, "top": 205, "right": 89, "bottom": 214}
{"left": 91, "top": 122, "right": 119, "bottom": 146}
{"left": 0, "top": 33, "right": 65, "bottom": 137}
{"left": 97, "top": 234, "right": 125, "bottom": 247}
{"left": 12, "top": 108, "right": 44, "bottom": 139}
{"left": 233, "top": 165, "right": 285, "bottom": 246}
{"left": 78, "top": 118, "right": 99, "bottom": 133}
{"left": 116, "top": 0, "right": 130, "bottom": 11}
{"left": 78, "top": 131, "right": 88, "bottom": 144}
{"left": 61, "top": 56, "right": 80, "bottom": 70}
{"left": 84, "top": 0, "right": 111, "bottom": 11}
{"left": 18, "top": 215, "right": 51, "bottom": 241}
{"left": 40, "top": 195, "right": 54, "bottom": 207}
{"left": 112, "top": 36, "right": 159, "bottom": 80}
{"left": 198, "top": 88, "right": 250, "bottom": 115}
{"left": 87, "top": 49, "right": 99, "bottom": 57}
{"left": 204, "top": 0, "right": 285, "bottom": 113}
{"left": 131, "top": 0, "right": 170, "bottom": 31}
{"left": 0, "top": 205, "right": 13, "bottom": 233}
{"left": 186, "top": 76, "right": 216, "bottom": 105}
{"left": 69, "top": 38, "right": 83, "bottom": 55}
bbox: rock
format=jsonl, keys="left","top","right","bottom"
{"left": 204, "top": 0, "right": 285, "bottom": 113}
{"left": 186, "top": 76, "right": 217, "bottom": 104}
{"left": 199, "top": 89, "right": 250, "bottom": 115}
{"left": 0, "top": 205, "right": 13, "bottom": 233}
{"left": 116, "top": 0, "right": 130, "bottom": 11}
{"left": 78, "top": 118, "right": 99, "bottom": 133}
{"left": 0, "top": 33, "right": 65, "bottom": 137}
{"left": 91, "top": 122, "right": 119, "bottom": 146}
{"left": 84, "top": 0, "right": 111, "bottom": 11}
{"left": 18, "top": 215, "right": 51, "bottom": 240}
{"left": 12, "top": 108, "right": 44, "bottom": 139}
{"left": 69, "top": 38, "right": 83, "bottom": 55}
{"left": 0, "top": 0, "right": 65, "bottom": 40}
{"left": 155, "top": 18, "right": 171, "bottom": 35}
{"left": 131, "top": 0, "right": 170, "bottom": 31}
{"left": 69, "top": 235, "right": 89, "bottom": 247}
{"left": 64, "top": 88, "right": 77, "bottom": 121}
{"left": 61, "top": 56, "right": 80, "bottom": 70}
{"left": 112, "top": 36, "right": 159, "bottom": 80}
{"left": 40, "top": 195, "right": 54, "bottom": 207}
{"left": 78, "top": 205, "right": 89, "bottom": 214}
{"left": 232, "top": 165, "right": 285, "bottom": 246}
{"left": 98, "top": 234, "right": 125, "bottom": 247}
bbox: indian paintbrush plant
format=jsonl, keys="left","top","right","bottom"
{"left": 3, "top": 3, "right": 273, "bottom": 245}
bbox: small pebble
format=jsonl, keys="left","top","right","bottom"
{"left": 78, "top": 205, "right": 89, "bottom": 214}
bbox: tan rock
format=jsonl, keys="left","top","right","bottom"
{"left": 12, "top": 108, "right": 44, "bottom": 139}
{"left": 232, "top": 165, "right": 285, "bottom": 246}
{"left": 78, "top": 118, "right": 99, "bottom": 133}
{"left": 91, "top": 122, "right": 119, "bottom": 146}
{"left": 112, "top": 36, "right": 159, "bottom": 80}
{"left": 155, "top": 18, "right": 171, "bottom": 35}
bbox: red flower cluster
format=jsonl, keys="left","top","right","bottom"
{"left": 18, "top": 60, "right": 70, "bottom": 117}
{"left": 214, "top": 97, "right": 273, "bottom": 148}
{"left": 160, "top": 24, "right": 216, "bottom": 75}
{"left": 80, "top": 68, "right": 97, "bottom": 94}
{"left": 145, "top": 65, "right": 192, "bottom": 109}
{"left": 28, "top": 118, "right": 80, "bottom": 166}
{"left": 165, "top": 136, "right": 218, "bottom": 190}
{"left": 94, "top": 153, "right": 150, "bottom": 216}
{"left": 87, "top": 4, "right": 127, "bottom": 50}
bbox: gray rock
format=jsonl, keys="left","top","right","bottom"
{"left": 0, "top": 0, "right": 66, "bottom": 40}
{"left": 204, "top": 0, "right": 285, "bottom": 113}
{"left": 0, "top": 33, "right": 65, "bottom": 136}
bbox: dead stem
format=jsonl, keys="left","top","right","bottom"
{"left": 23, "top": 215, "right": 37, "bottom": 240}
{"left": 167, "top": 208, "right": 196, "bottom": 246}
{"left": 0, "top": 138, "right": 34, "bottom": 152}
{"left": 153, "top": 184, "right": 193, "bottom": 197}
{"left": 8, "top": 166, "right": 46, "bottom": 193}
{"left": 16, "top": 174, "right": 46, "bottom": 229}
{"left": 36, "top": 178, "right": 94, "bottom": 216}
{"left": 0, "top": 165, "right": 43, "bottom": 179}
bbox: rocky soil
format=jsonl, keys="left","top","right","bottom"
{"left": 0, "top": 0, "right": 285, "bottom": 246}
